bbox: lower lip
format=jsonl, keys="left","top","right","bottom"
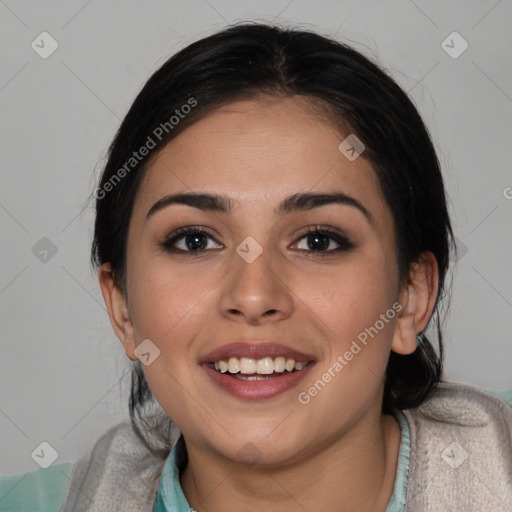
{"left": 200, "top": 362, "right": 315, "bottom": 400}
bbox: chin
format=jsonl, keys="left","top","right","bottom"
{"left": 218, "top": 433, "right": 303, "bottom": 467}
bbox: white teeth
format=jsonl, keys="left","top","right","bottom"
{"left": 219, "top": 360, "right": 229, "bottom": 373}
{"left": 211, "top": 356, "right": 309, "bottom": 375}
{"left": 228, "top": 357, "right": 240, "bottom": 374}
{"left": 256, "top": 357, "right": 274, "bottom": 374}
{"left": 273, "top": 356, "right": 286, "bottom": 373}
{"left": 240, "top": 357, "right": 256, "bottom": 374}
{"left": 235, "top": 374, "right": 273, "bottom": 381}
{"left": 285, "top": 359, "right": 295, "bottom": 372}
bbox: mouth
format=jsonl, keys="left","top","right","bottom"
{"left": 207, "top": 356, "right": 313, "bottom": 380}
{"left": 199, "top": 341, "right": 316, "bottom": 366}
{"left": 198, "top": 342, "right": 316, "bottom": 400}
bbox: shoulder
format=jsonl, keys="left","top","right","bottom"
{"left": 0, "top": 421, "right": 144, "bottom": 512}
{"left": 0, "top": 461, "right": 73, "bottom": 511}
{"left": 401, "top": 381, "right": 512, "bottom": 510}
{"left": 61, "top": 421, "right": 174, "bottom": 511}
{"left": 404, "top": 380, "right": 512, "bottom": 428}
{"left": 424, "top": 380, "right": 512, "bottom": 415}
{"left": 485, "top": 386, "right": 512, "bottom": 405}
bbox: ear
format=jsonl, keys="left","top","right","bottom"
{"left": 98, "top": 263, "right": 137, "bottom": 361}
{"left": 391, "top": 251, "right": 439, "bottom": 355}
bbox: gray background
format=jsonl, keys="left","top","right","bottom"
{"left": 1, "top": 0, "right": 511, "bottom": 475}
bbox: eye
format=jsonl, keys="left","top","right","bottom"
{"left": 293, "top": 225, "right": 355, "bottom": 255}
{"left": 160, "top": 226, "right": 222, "bottom": 253}
{"left": 160, "top": 224, "right": 355, "bottom": 255}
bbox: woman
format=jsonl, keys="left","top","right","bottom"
{"left": 1, "top": 22, "right": 511, "bottom": 512}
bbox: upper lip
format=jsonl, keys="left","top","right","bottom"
{"left": 198, "top": 342, "right": 316, "bottom": 364}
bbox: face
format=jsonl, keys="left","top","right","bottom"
{"left": 114, "top": 96, "right": 410, "bottom": 465}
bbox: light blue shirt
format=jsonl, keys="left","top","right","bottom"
{"left": 151, "top": 410, "right": 412, "bottom": 512}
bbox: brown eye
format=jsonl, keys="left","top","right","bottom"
{"left": 161, "top": 227, "right": 222, "bottom": 253}
{"left": 294, "top": 226, "right": 355, "bottom": 255}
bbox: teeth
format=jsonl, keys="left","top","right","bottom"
{"left": 228, "top": 358, "right": 240, "bottom": 374}
{"left": 256, "top": 357, "right": 274, "bottom": 374}
{"left": 273, "top": 356, "right": 286, "bottom": 373}
{"left": 235, "top": 374, "right": 273, "bottom": 381}
{"left": 211, "top": 356, "right": 309, "bottom": 375}
{"left": 240, "top": 358, "right": 256, "bottom": 374}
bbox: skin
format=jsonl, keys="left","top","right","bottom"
{"left": 99, "top": 95, "right": 438, "bottom": 512}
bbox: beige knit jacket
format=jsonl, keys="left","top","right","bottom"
{"left": 60, "top": 382, "right": 512, "bottom": 512}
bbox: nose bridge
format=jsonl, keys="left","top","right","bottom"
{"left": 232, "top": 234, "right": 278, "bottom": 297}
{"left": 234, "top": 235, "right": 275, "bottom": 286}
{"left": 219, "top": 233, "right": 293, "bottom": 323}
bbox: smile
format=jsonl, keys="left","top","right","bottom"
{"left": 211, "top": 356, "right": 309, "bottom": 375}
{"left": 201, "top": 359, "right": 315, "bottom": 400}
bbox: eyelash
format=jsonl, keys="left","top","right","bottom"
{"left": 160, "top": 225, "right": 355, "bottom": 256}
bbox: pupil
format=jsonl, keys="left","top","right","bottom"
{"left": 308, "top": 234, "right": 329, "bottom": 251}
{"left": 186, "top": 234, "right": 207, "bottom": 250}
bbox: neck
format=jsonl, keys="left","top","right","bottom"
{"left": 180, "top": 410, "right": 401, "bottom": 512}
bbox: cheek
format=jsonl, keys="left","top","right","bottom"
{"left": 299, "top": 258, "right": 397, "bottom": 336}
{"left": 126, "top": 263, "right": 216, "bottom": 427}
{"left": 295, "top": 264, "right": 398, "bottom": 416}
{"left": 296, "top": 257, "right": 398, "bottom": 405}
{"left": 128, "top": 260, "right": 216, "bottom": 342}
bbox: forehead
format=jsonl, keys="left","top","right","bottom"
{"left": 133, "top": 96, "right": 386, "bottom": 219}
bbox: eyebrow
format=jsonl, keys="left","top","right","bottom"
{"left": 145, "top": 191, "right": 373, "bottom": 224}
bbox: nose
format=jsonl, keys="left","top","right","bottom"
{"left": 218, "top": 242, "right": 294, "bottom": 326}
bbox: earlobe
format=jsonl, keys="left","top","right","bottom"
{"left": 391, "top": 252, "right": 439, "bottom": 355}
{"left": 98, "top": 263, "right": 137, "bottom": 361}
{"left": 391, "top": 310, "right": 418, "bottom": 355}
